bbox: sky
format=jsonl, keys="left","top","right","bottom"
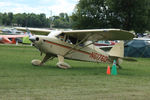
{"left": 0, "top": 0, "right": 79, "bottom": 17}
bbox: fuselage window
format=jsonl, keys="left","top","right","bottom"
{"left": 56, "top": 33, "right": 65, "bottom": 41}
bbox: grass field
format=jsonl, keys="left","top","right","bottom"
{"left": 0, "top": 45, "right": 150, "bottom": 100}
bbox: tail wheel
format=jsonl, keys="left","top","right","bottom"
{"left": 117, "top": 58, "right": 123, "bottom": 69}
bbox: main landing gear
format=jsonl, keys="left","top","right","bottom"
{"left": 31, "top": 54, "right": 71, "bottom": 69}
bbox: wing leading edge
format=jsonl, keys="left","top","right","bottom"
{"left": 15, "top": 27, "right": 51, "bottom": 35}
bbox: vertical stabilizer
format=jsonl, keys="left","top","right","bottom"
{"left": 108, "top": 41, "right": 124, "bottom": 58}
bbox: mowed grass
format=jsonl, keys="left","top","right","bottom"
{"left": 0, "top": 45, "right": 150, "bottom": 100}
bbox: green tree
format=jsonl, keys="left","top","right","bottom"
{"left": 14, "top": 13, "right": 25, "bottom": 26}
{"left": 71, "top": 0, "right": 109, "bottom": 29}
{"left": 8, "top": 12, "right": 13, "bottom": 25}
{"left": 13, "top": 13, "right": 50, "bottom": 27}
{"left": 148, "top": 8, "right": 150, "bottom": 31}
{"left": 39, "top": 13, "right": 47, "bottom": 27}
{"left": 72, "top": 0, "right": 150, "bottom": 33}
{"left": 0, "top": 12, "right": 71, "bottom": 28}
{"left": 2, "top": 13, "right": 8, "bottom": 25}
{"left": 52, "top": 13, "right": 72, "bottom": 28}
{"left": 108, "top": 0, "right": 149, "bottom": 33}
{"left": 0, "top": 13, "right": 2, "bottom": 25}
{"left": 145, "top": 0, "right": 150, "bottom": 31}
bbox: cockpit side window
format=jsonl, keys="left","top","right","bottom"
{"left": 64, "top": 35, "right": 78, "bottom": 44}
{"left": 56, "top": 34, "right": 84, "bottom": 46}
{"left": 66, "top": 35, "right": 84, "bottom": 46}
{"left": 56, "top": 33, "right": 65, "bottom": 41}
{"left": 69, "top": 36, "right": 77, "bottom": 44}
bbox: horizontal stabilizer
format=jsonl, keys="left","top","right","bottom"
{"left": 122, "top": 57, "right": 137, "bottom": 62}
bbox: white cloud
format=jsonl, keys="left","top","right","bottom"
{"left": 0, "top": 0, "right": 79, "bottom": 17}
{"left": 47, "top": 0, "right": 77, "bottom": 16}
{"left": 0, "top": 2, "right": 12, "bottom": 7}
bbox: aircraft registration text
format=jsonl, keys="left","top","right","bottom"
{"left": 89, "top": 52, "right": 109, "bottom": 62}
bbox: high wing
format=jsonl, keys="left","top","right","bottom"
{"left": 62, "top": 29, "right": 134, "bottom": 41}
{"left": 16, "top": 27, "right": 134, "bottom": 41}
{"left": 15, "top": 27, "right": 51, "bottom": 35}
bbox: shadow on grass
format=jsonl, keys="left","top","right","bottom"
{"left": 32, "top": 64, "right": 133, "bottom": 76}
{"left": 29, "top": 63, "right": 107, "bottom": 76}
{"left": 21, "top": 58, "right": 150, "bottom": 77}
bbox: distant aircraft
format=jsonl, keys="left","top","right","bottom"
{"left": 16, "top": 27, "right": 135, "bottom": 69}
{"left": 1, "top": 28, "right": 24, "bottom": 35}
{"left": 94, "top": 40, "right": 116, "bottom": 46}
{"left": 0, "top": 35, "right": 26, "bottom": 44}
{"left": 0, "top": 28, "right": 32, "bottom": 44}
{"left": 94, "top": 40, "right": 116, "bottom": 51}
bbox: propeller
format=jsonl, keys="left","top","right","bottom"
{"left": 25, "top": 27, "right": 32, "bottom": 37}
{"left": 29, "top": 36, "right": 36, "bottom": 42}
{"left": 0, "top": 37, "right": 2, "bottom": 41}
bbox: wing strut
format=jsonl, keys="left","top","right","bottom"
{"left": 63, "top": 33, "right": 92, "bottom": 56}
{"left": 31, "top": 54, "right": 54, "bottom": 66}
{"left": 64, "top": 41, "right": 98, "bottom": 57}
{"left": 56, "top": 55, "right": 71, "bottom": 69}
{"left": 78, "top": 40, "right": 98, "bottom": 50}
{"left": 40, "top": 54, "right": 54, "bottom": 65}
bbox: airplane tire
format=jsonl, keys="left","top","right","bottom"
{"left": 56, "top": 62, "right": 71, "bottom": 69}
{"left": 31, "top": 59, "right": 41, "bottom": 66}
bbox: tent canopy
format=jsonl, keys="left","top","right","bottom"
{"left": 124, "top": 39, "right": 150, "bottom": 57}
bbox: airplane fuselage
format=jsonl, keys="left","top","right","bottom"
{"left": 15, "top": 28, "right": 134, "bottom": 69}
{"left": 33, "top": 35, "right": 112, "bottom": 63}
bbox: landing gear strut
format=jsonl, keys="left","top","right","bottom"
{"left": 56, "top": 55, "right": 71, "bottom": 69}
{"left": 31, "top": 54, "right": 53, "bottom": 66}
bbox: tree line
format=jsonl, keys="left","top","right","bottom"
{"left": 0, "top": 0, "right": 150, "bottom": 34}
{"left": 0, "top": 12, "right": 72, "bottom": 28}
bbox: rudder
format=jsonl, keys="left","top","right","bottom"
{"left": 108, "top": 41, "right": 124, "bottom": 58}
